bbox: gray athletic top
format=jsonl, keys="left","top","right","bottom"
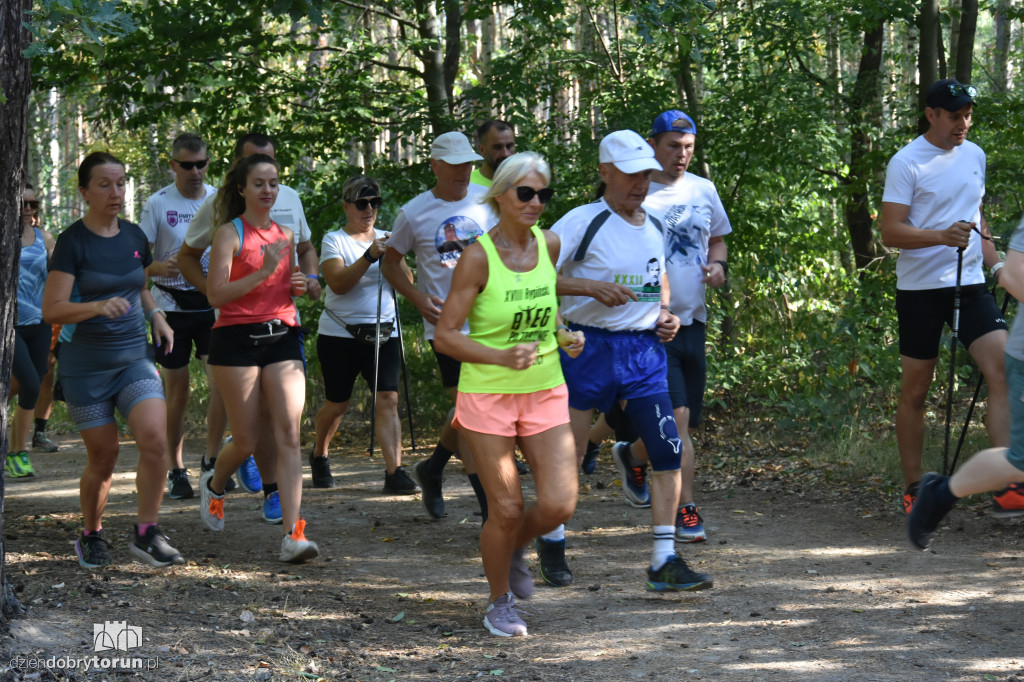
{"left": 1005, "top": 216, "right": 1024, "bottom": 362}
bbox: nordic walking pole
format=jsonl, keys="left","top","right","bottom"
{"left": 369, "top": 265, "right": 384, "bottom": 457}
{"left": 942, "top": 232, "right": 967, "bottom": 476}
{"left": 950, "top": 284, "right": 1013, "bottom": 472}
{"left": 393, "top": 289, "right": 417, "bottom": 451}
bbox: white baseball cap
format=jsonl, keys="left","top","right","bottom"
{"left": 599, "top": 130, "right": 662, "bottom": 174}
{"left": 430, "top": 132, "right": 483, "bottom": 164}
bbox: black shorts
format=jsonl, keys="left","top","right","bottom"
{"left": 896, "top": 284, "right": 1007, "bottom": 360}
{"left": 207, "top": 324, "right": 304, "bottom": 368}
{"left": 664, "top": 321, "right": 707, "bottom": 427}
{"left": 153, "top": 310, "right": 215, "bottom": 369}
{"left": 428, "top": 339, "right": 461, "bottom": 389}
{"left": 318, "top": 334, "right": 400, "bottom": 403}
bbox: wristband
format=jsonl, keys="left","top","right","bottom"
{"left": 146, "top": 308, "right": 165, "bottom": 323}
{"left": 991, "top": 261, "right": 1004, "bottom": 278}
{"left": 363, "top": 250, "right": 379, "bottom": 264}
{"left": 306, "top": 273, "right": 319, "bottom": 280}
{"left": 715, "top": 260, "right": 729, "bottom": 275}
{"left": 557, "top": 324, "right": 570, "bottom": 333}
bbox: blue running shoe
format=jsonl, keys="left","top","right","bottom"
{"left": 611, "top": 442, "right": 650, "bottom": 508}
{"left": 646, "top": 555, "right": 713, "bottom": 592}
{"left": 237, "top": 456, "right": 262, "bottom": 493}
{"left": 262, "top": 491, "right": 283, "bottom": 525}
{"left": 675, "top": 504, "right": 707, "bottom": 543}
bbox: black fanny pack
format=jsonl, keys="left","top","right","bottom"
{"left": 244, "top": 319, "right": 291, "bottom": 347}
{"left": 154, "top": 282, "right": 211, "bottom": 311}
{"left": 324, "top": 309, "right": 393, "bottom": 346}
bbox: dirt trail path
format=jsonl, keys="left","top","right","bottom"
{"left": 2, "top": 436, "right": 1023, "bottom": 681}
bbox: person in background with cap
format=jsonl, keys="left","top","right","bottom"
{"left": 381, "top": 131, "right": 499, "bottom": 521}
{"left": 881, "top": 78, "right": 1011, "bottom": 515}
{"left": 605, "top": 110, "right": 732, "bottom": 545}
{"left": 470, "top": 120, "right": 516, "bottom": 189}
{"left": 551, "top": 129, "right": 713, "bottom": 592}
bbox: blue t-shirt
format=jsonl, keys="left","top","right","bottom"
{"left": 48, "top": 219, "right": 153, "bottom": 350}
{"left": 17, "top": 228, "right": 48, "bottom": 326}
{"left": 1006, "top": 216, "right": 1024, "bottom": 363}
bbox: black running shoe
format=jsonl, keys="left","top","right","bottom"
{"left": 309, "top": 450, "right": 335, "bottom": 489}
{"left": 130, "top": 525, "right": 186, "bottom": 567}
{"left": 166, "top": 468, "right": 194, "bottom": 499}
{"left": 75, "top": 532, "right": 112, "bottom": 569}
{"left": 581, "top": 440, "right": 600, "bottom": 475}
{"left": 907, "top": 472, "right": 956, "bottom": 550}
{"left": 413, "top": 460, "right": 445, "bottom": 519}
{"left": 383, "top": 466, "right": 420, "bottom": 495}
{"left": 535, "top": 537, "right": 573, "bottom": 587}
{"left": 201, "top": 456, "right": 236, "bottom": 492}
{"left": 646, "top": 555, "right": 713, "bottom": 592}
{"left": 515, "top": 459, "right": 531, "bottom": 476}
{"left": 32, "top": 432, "right": 59, "bottom": 453}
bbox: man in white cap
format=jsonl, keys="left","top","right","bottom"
{"left": 382, "top": 131, "right": 498, "bottom": 521}
{"left": 551, "top": 129, "right": 713, "bottom": 592}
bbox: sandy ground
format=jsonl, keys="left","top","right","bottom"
{"left": 2, "top": 433, "right": 1024, "bottom": 681}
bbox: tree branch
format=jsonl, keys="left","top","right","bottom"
{"left": 327, "top": 0, "right": 418, "bottom": 30}
{"left": 583, "top": 1, "right": 620, "bottom": 80}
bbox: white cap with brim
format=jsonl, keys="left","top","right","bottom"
{"left": 599, "top": 130, "right": 663, "bottom": 174}
{"left": 430, "top": 131, "right": 484, "bottom": 164}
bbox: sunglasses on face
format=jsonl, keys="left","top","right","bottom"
{"left": 351, "top": 196, "right": 383, "bottom": 211}
{"left": 23, "top": 200, "right": 40, "bottom": 210}
{"left": 514, "top": 186, "right": 554, "bottom": 204}
{"left": 948, "top": 83, "right": 978, "bottom": 98}
{"left": 174, "top": 158, "right": 209, "bottom": 171}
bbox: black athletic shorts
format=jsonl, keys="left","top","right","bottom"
{"left": 317, "top": 334, "right": 400, "bottom": 403}
{"left": 153, "top": 310, "right": 215, "bottom": 369}
{"left": 896, "top": 284, "right": 1007, "bottom": 360}
{"left": 665, "top": 321, "right": 707, "bottom": 427}
{"left": 428, "top": 339, "right": 461, "bottom": 389}
{"left": 207, "top": 324, "right": 304, "bottom": 368}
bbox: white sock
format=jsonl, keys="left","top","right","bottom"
{"left": 541, "top": 524, "right": 565, "bottom": 542}
{"left": 651, "top": 526, "right": 676, "bottom": 569}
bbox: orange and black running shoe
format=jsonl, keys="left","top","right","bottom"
{"left": 903, "top": 481, "right": 920, "bottom": 515}
{"left": 991, "top": 482, "right": 1024, "bottom": 518}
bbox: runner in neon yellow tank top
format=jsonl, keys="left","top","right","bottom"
{"left": 435, "top": 152, "right": 585, "bottom": 637}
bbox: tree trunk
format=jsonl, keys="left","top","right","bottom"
{"left": 917, "top": 0, "right": 939, "bottom": 134}
{"left": 413, "top": 0, "right": 451, "bottom": 135}
{"left": 847, "top": 20, "right": 885, "bottom": 272}
{"left": 0, "top": 0, "right": 33, "bottom": 627}
{"left": 955, "top": 0, "right": 977, "bottom": 83}
{"left": 992, "top": 0, "right": 1010, "bottom": 92}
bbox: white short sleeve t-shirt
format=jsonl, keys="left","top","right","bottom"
{"left": 139, "top": 182, "right": 217, "bottom": 312}
{"left": 882, "top": 135, "right": 986, "bottom": 290}
{"left": 317, "top": 227, "right": 396, "bottom": 339}
{"left": 551, "top": 198, "right": 665, "bottom": 331}
{"left": 644, "top": 173, "right": 732, "bottom": 325}
{"left": 184, "top": 184, "right": 311, "bottom": 250}
{"left": 386, "top": 185, "right": 498, "bottom": 339}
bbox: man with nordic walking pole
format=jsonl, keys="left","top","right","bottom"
{"left": 881, "top": 78, "right": 1014, "bottom": 515}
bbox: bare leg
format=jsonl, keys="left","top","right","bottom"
{"left": 127, "top": 397, "right": 171, "bottom": 523}
{"left": 516, "top": 424, "right": 577, "bottom": 547}
{"left": 202, "top": 356, "right": 229, "bottom": 463}
{"left": 161, "top": 366, "right": 190, "bottom": 470}
{"left": 313, "top": 399, "right": 349, "bottom": 458}
{"left": 209, "top": 365, "right": 262, "bottom": 493}
{"left": 896, "top": 355, "right": 938, "bottom": 486}
{"left": 968, "top": 330, "right": 1010, "bottom": 448}
{"left": 568, "top": 406, "right": 595, "bottom": 466}
{"left": 78, "top": 423, "right": 120, "bottom": 530}
{"left": 949, "top": 447, "right": 1024, "bottom": 498}
{"left": 261, "top": 360, "right": 306, "bottom": 533}
{"left": 375, "top": 391, "right": 403, "bottom": 474}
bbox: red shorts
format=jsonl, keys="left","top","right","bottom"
{"left": 454, "top": 384, "right": 569, "bottom": 437}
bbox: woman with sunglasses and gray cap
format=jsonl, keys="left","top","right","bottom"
{"left": 434, "top": 152, "right": 585, "bottom": 637}
{"left": 310, "top": 176, "right": 419, "bottom": 494}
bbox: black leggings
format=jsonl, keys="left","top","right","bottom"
{"left": 13, "top": 322, "right": 51, "bottom": 410}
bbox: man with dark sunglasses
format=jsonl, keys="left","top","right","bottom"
{"left": 470, "top": 120, "right": 516, "bottom": 189}
{"left": 881, "top": 78, "right": 1011, "bottom": 516}
{"left": 140, "top": 132, "right": 218, "bottom": 501}
{"left": 382, "top": 131, "right": 499, "bottom": 522}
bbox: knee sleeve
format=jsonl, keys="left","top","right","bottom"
{"left": 624, "top": 394, "right": 683, "bottom": 471}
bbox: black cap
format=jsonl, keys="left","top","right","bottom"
{"left": 925, "top": 78, "right": 977, "bottom": 111}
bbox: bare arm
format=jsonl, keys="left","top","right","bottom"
{"left": 702, "top": 236, "right": 728, "bottom": 287}
{"left": 880, "top": 201, "right": 972, "bottom": 250}
{"left": 147, "top": 242, "right": 180, "bottom": 279}
{"left": 177, "top": 242, "right": 208, "bottom": 294}
{"left": 323, "top": 237, "right": 388, "bottom": 296}
{"left": 555, "top": 275, "right": 637, "bottom": 306}
{"left": 297, "top": 239, "right": 322, "bottom": 299}
{"left": 43, "top": 271, "right": 128, "bottom": 324}
{"left": 1000, "top": 248, "right": 1024, "bottom": 303}
{"left": 381, "top": 246, "right": 443, "bottom": 325}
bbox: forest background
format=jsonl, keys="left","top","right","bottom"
{"left": 4, "top": 0, "right": 1024, "bottom": 545}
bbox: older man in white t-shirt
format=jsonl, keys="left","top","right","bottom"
{"left": 382, "top": 131, "right": 498, "bottom": 522}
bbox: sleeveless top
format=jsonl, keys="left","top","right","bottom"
{"left": 17, "top": 228, "right": 48, "bottom": 326}
{"left": 458, "top": 225, "right": 564, "bottom": 394}
{"left": 213, "top": 217, "right": 298, "bottom": 328}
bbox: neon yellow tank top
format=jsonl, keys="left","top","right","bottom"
{"left": 458, "top": 226, "right": 564, "bottom": 394}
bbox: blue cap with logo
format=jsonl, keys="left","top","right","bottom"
{"left": 650, "top": 110, "right": 697, "bottom": 137}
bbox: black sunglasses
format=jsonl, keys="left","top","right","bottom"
{"left": 947, "top": 83, "right": 978, "bottom": 98}
{"left": 351, "top": 196, "right": 383, "bottom": 211}
{"left": 23, "top": 200, "right": 40, "bottom": 210}
{"left": 174, "top": 158, "right": 209, "bottom": 171}
{"left": 514, "top": 186, "right": 554, "bottom": 204}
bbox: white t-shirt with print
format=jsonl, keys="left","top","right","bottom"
{"left": 882, "top": 135, "right": 986, "bottom": 290}
{"left": 139, "top": 182, "right": 217, "bottom": 312}
{"left": 386, "top": 185, "right": 497, "bottom": 339}
{"left": 551, "top": 198, "right": 665, "bottom": 331}
{"left": 183, "top": 184, "right": 311, "bottom": 250}
{"left": 317, "top": 227, "right": 397, "bottom": 339}
{"left": 645, "top": 174, "right": 732, "bottom": 325}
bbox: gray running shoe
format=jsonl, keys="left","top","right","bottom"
{"left": 199, "top": 470, "right": 225, "bottom": 531}
{"left": 130, "top": 525, "right": 185, "bottom": 567}
{"left": 509, "top": 547, "right": 534, "bottom": 599}
{"left": 280, "top": 519, "right": 319, "bottom": 563}
{"left": 483, "top": 592, "right": 528, "bottom": 637}
{"left": 611, "top": 441, "right": 650, "bottom": 508}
